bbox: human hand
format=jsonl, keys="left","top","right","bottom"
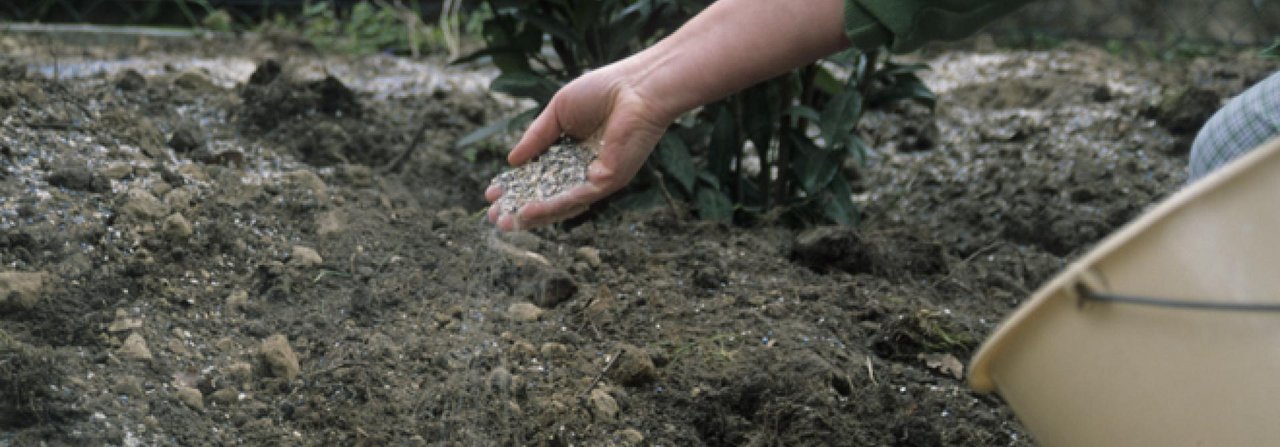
{"left": 485, "top": 64, "right": 673, "bottom": 231}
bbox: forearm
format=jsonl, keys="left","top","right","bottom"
{"left": 617, "top": 0, "right": 850, "bottom": 122}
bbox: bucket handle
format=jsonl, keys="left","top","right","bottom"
{"left": 1074, "top": 271, "right": 1280, "bottom": 313}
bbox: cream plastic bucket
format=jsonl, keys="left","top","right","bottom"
{"left": 969, "top": 136, "right": 1280, "bottom": 446}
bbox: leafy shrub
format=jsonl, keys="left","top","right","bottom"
{"left": 458, "top": 0, "right": 934, "bottom": 226}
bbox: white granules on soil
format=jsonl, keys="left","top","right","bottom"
{"left": 491, "top": 142, "right": 597, "bottom": 216}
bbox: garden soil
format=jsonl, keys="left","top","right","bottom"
{"left": 0, "top": 33, "right": 1274, "bottom": 446}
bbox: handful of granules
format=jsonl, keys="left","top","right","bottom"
{"left": 490, "top": 141, "right": 597, "bottom": 217}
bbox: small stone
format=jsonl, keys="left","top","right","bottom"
{"left": 226, "top": 361, "right": 254, "bottom": 382}
{"left": 176, "top": 386, "right": 204, "bottom": 410}
{"left": 225, "top": 290, "right": 249, "bottom": 314}
{"left": 607, "top": 343, "right": 657, "bottom": 387}
{"left": 539, "top": 342, "right": 570, "bottom": 358}
{"left": 119, "top": 333, "right": 153, "bottom": 361}
{"left": 163, "top": 187, "right": 195, "bottom": 210}
{"left": 48, "top": 165, "right": 109, "bottom": 193}
{"left": 615, "top": 428, "right": 645, "bottom": 446}
{"left": 176, "top": 164, "right": 209, "bottom": 183}
{"left": 258, "top": 334, "right": 301, "bottom": 380}
{"left": 337, "top": 164, "right": 373, "bottom": 187}
{"left": 589, "top": 388, "right": 619, "bottom": 420}
{"left": 315, "top": 210, "right": 346, "bottom": 237}
{"left": 120, "top": 188, "right": 169, "bottom": 219}
{"left": 114, "top": 375, "right": 145, "bottom": 398}
{"left": 575, "top": 246, "right": 602, "bottom": 267}
{"left": 486, "top": 367, "right": 513, "bottom": 393}
{"left": 529, "top": 269, "right": 577, "bottom": 308}
{"left": 108, "top": 309, "right": 144, "bottom": 332}
{"left": 507, "top": 302, "right": 544, "bottom": 323}
{"left": 0, "top": 271, "right": 47, "bottom": 310}
{"left": 98, "top": 163, "right": 133, "bottom": 180}
{"left": 584, "top": 285, "right": 617, "bottom": 326}
{"left": 284, "top": 170, "right": 326, "bottom": 198}
{"left": 116, "top": 69, "right": 147, "bottom": 91}
{"left": 289, "top": 246, "right": 323, "bottom": 267}
{"left": 508, "top": 340, "right": 538, "bottom": 358}
{"left": 162, "top": 213, "right": 194, "bottom": 240}
{"left": 208, "top": 387, "right": 239, "bottom": 405}
{"left": 168, "top": 124, "right": 203, "bottom": 153}
{"left": 173, "top": 69, "right": 218, "bottom": 91}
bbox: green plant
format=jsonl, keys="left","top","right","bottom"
{"left": 458, "top": 0, "right": 934, "bottom": 226}
{"left": 259, "top": 1, "right": 442, "bottom": 56}
{"left": 1261, "top": 36, "right": 1280, "bottom": 59}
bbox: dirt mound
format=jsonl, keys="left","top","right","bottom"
{"left": 235, "top": 60, "right": 393, "bottom": 166}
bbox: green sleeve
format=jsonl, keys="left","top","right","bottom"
{"left": 844, "top": 0, "right": 1037, "bottom": 53}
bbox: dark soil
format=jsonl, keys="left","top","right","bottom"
{"left": 0, "top": 33, "right": 1275, "bottom": 446}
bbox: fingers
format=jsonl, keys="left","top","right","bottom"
{"left": 508, "top": 102, "right": 564, "bottom": 166}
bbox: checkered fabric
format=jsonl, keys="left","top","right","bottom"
{"left": 1187, "top": 71, "right": 1280, "bottom": 182}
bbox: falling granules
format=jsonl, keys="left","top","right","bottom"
{"left": 490, "top": 142, "right": 597, "bottom": 217}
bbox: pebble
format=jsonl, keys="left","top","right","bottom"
{"left": 48, "top": 165, "right": 109, "bottom": 193}
{"left": 530, "top": 269, "right": 577, "bottom": 308}
{"left": 575, "top": 246, "right": 602, "bottom": 267}
{"left": 615, "top": 428, "right": 645, "bottom": 446}
{"left": 589, "top": 388, "right": 619, "bottom": 420}
{"left": 289, "top": 246, "right": 323, "bottom": 267}
{"left": 208, "top": 387, "right": 239, "bottom": 405}
{"left": 607, "top": 344, "right": 657, "bottom": 387}
{"left": 162, "top": 213, "right": 194, "bottom": 240}
{"left": 114, "top": 375, "right": 145, "bottom": 398}
{"left": 119, "top": 333, "right": 153, "bottom": 361}
{"left": 539, "top": 342, "right": 570, "bottom": 358}
{"left": 258, "top": 334, "right": 301, "bottom": 380}
{"left": 314, "top": 210, "right": 346, "bottom": 237}
{"left": 115, "top": 69, "right": 146, "bottom": 91}
{"left": 284, "top": 170, "right": 327, "bottom": 198}
{"left": 168, "top": 124, "right": 203, "bottom": 152}
{"left": 225, "top": 290, "right": 249, "bottom": 314}
{"left": 507, "top": 302, "right": 544, "bottom": 323}
{"left": 173, "top": 69, "right": 218, "bottom": 91}
{"left": 120, "top": 188, "right": 169, "bottom": 220}
{"left": 176, "top": 386, "right": 204, "bottom": 410}
{"left": 163, "top": 187, "right": 195, "bottom": 210}
{"left": 176, "top": 164, "right": 209, "bottom": 183}
{"left": 108, "top": 309, "right": 144, "bottom": 332}
{"left": 0, "top": 270, "right": 47, "bottom": 310}
{"left": 98, "top": 163, "right": 134, "bottom": 180}
{"left": 226, "top": 361, "right": 254, "bottom": 383}
{"left": 486, "top": 367, "right": 513, "bottom": 393}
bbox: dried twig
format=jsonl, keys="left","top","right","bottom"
{"left": 579, "top": 351, "right": 621, "bottom": 398}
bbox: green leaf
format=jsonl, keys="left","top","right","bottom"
{"left": 514, "top": 10, "right": 583, "bottom": 47}
{"left": 695, "top": 187, "right": 734, "bottom": 223}
{"left": 812, "top": 66, "right": 843, "bottom": 95}
{"left": 879, "top": 61, "right": 931, "bottom": 77}
{"left": 450, "top": 46, "right": 526, "bottom": 65}
{"left": 490, "top": 72, "right": 561, "bottom": 105}
{"left": 1262, "top": 37, "right": 1280, "bottom": 58}
{"left": 819, "top": 89, "right": 862, "bottom": 148}
{"left": 454, "top": 109, "right": 538, "bottom": 149}
{"left": 869, "top": 76, "right": 936, "bottom": 109}
{"left": 845, "top": 133, "right": 870, "bottom": 165}
{"left": 789, "top": 131, "right": 840, "bottom": 194}
{"left": 611, "top": 187, "right": 665, "bottom": 212}
{"left": 785, "top": 105, "right": 821, "bottom": 124}
{"left": 657, "top": 134, "right": 696, "bottom": 193}
{"left": 819, "top": 175, "right": 857, "bottom": 225}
